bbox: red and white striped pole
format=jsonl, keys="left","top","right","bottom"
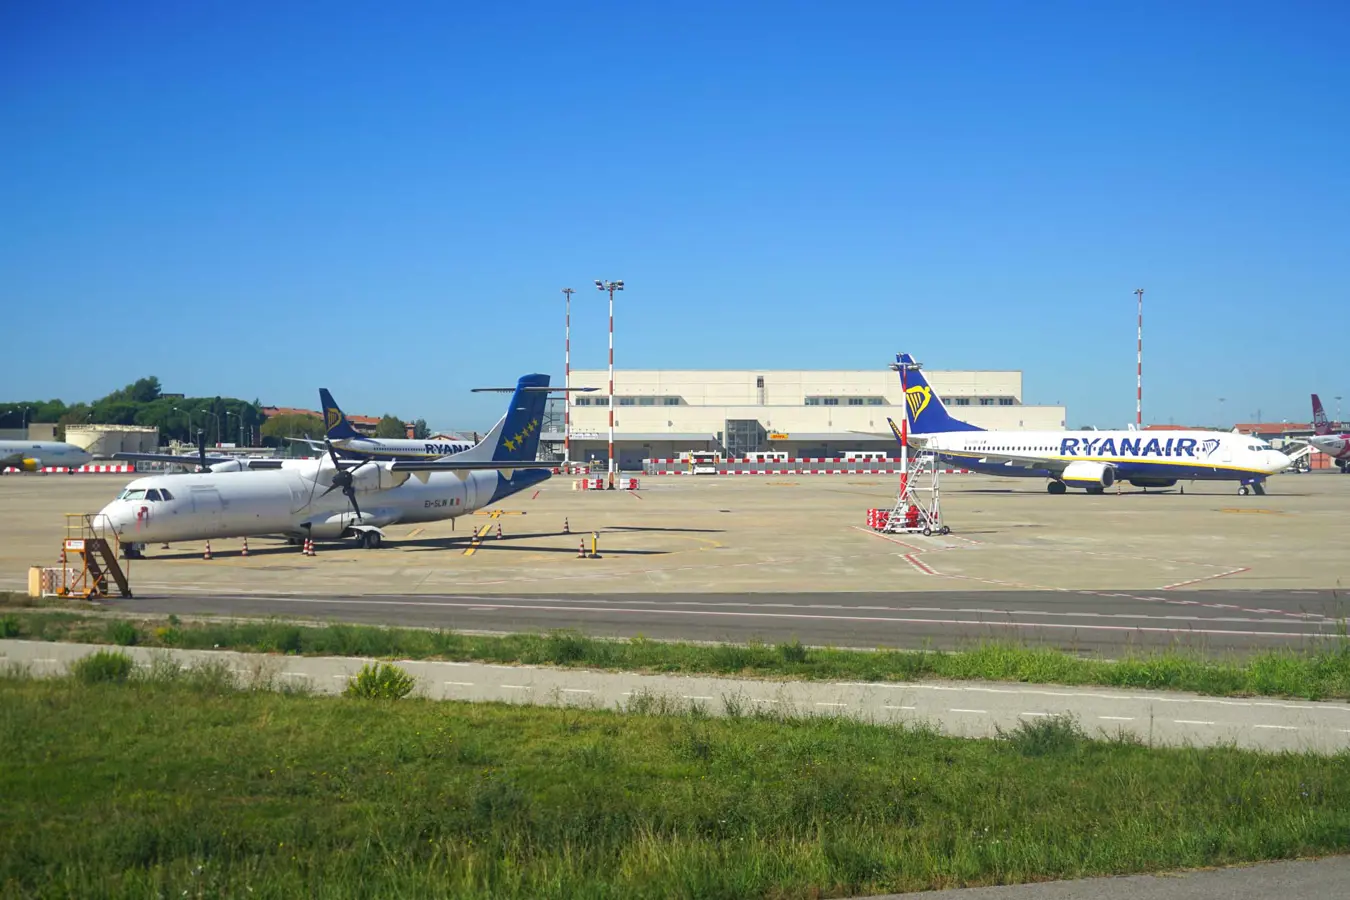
{"left": 608, "top": 286, "right": 614, "bottom": 489}
{"left": 1135, "top": 288, "right": 1144, "bottom": 428}
{"left": 899, "top": 364, "right": 910, "bottom": 498}
{"left": 562, "top": 287, "right": 574, "bottom": 465}
{"left": 596, "top": 280, "right": 624, "bottom": 490}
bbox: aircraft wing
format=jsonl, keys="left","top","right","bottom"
{"left": 388, "top": 459, "right": 554, "bottom": 472}
{"left": 111, "top": 451, "right": 285, "bottom": 470}
{"left": 285, "top": 436, "right": 328, "bottom": 450}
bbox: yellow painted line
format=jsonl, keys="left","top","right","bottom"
{"left": 1219, "top": 508, "right": 1287, "bottom": 515}
{"left": 407, "top": 527, "right": 425, "bottom": 538}
{"left": 463, "top": 523, "right": 494, "bottom": 556}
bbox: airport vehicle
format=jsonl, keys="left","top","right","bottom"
{"left": 0, "top": 440, "right": 93, "bottom": 471}
{"left": 94, "top": 375, "right": 554, "bottom": 555}
{"left": 1310, "top": 394, "right": 1350, "bottom": 472}
{"left": 891, "top": 353, "right": 1298, "bottom": 495}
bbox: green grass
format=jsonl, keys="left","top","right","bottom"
{"left": 4, "top": 609, "right": 1350, "bottom": 701}
{"left": 1, "top": 667, "right": 1348, "bottom": 898}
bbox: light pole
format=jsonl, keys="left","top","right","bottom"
{"left": 1337, "top": 396, "right": 1343, "bottom": 428}
{"left": 595, "top": 279, "right": 624, "bottom": 489}
{"left": 19, "top": 405, "right": 30, "bottom": 435}
{"left": 562, "top": 287, "right": 574, "bottom": 465}
{"left": 205, "top": 411, "right": 222, "bottom": 447}
{"left": 172, "top": 407, "right": 193, "bottom": 445}
{"left": 1218, "top": 397, "right": 1225, "bottom": 429}
{"left": 1134, "top": 288, "right": 1144, "bottom": 428}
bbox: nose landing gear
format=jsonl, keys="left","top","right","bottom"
{"left": 1238, "top": 478, "right": 1266, "bottom": 496}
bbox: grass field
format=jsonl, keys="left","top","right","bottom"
{"left": 2, "top": 660, "right": 1350, "bottom": 899}
{"left": 3, "top": 602, "right": 1350, "bottom": 700}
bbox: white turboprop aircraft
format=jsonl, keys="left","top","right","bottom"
{"left": 1, "top": 440, "right": 93, "bottom": 471}
{"left": 890, "top": 353, "right": 1301, "bottom": 495}
{"left": 94, "top": 375, "right": 556, "bottom": 556}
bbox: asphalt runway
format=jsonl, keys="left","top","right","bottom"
{"left": 6, "top": 473, "right": 1350, "bottom": 653}
{"left": 109, "top": 587, "right": 1348, "bottom": 654}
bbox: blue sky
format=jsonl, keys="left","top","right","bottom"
{"left": 4, "top": 1, "right": 1347, "bottom": 429}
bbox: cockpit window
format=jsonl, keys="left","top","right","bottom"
{"left": 118, "top": 489, "right": 147, "bottom": 501}
{"left": 146, "top": 489, "right": 162, "bottom": 501}
{"left": 159, "top": 489, "right": 173, "bottom": 501}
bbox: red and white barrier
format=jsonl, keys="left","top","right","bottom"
{"left": 2, "top": 464, "right": 136, "bottom": 475}
{"left": 573, "top": 476, "right": 642, "bottom": 490}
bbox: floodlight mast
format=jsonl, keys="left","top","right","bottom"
{"left": 561, "top": 288, "right": 574, "bottom": 464}
{"left": 596, "top": 280, "right": 624, "bottom": 489}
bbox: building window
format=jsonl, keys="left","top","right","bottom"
{"left": 867, "top": 398, "right": 883, "bottom": 405}
{"left": 999, "top": 398, "right": 1015, "bottom": 406}
{"left": 805, "top": 398, "right": 820, "bottom": 406}
{"left": 575, "top": 397, "right": 590, "bottom": 406}
{"left": 639, "top": 397, "right": 655, "bottom": 406}
{"left": 980, "top": 398, "right": 994, "bottom": 406}
{"left": 848, "top": 398, "right": 864, "bottom": 406}
{"left": 951, "top": 398, "right": 970, "bottom": 406}
{"left": 618, "top": 398, "right": 635, "bottom": 406}
{"left": 664, "top": 397, "right": 680, "bottom": 406}
{"left": 823, "top": 398, "right": 838, "bottom": 406}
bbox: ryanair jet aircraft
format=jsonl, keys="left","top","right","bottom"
{"left": 94, "top": 375, "right": 555, "bottom": 556}
{"left": 284, "top": 388, "right": 475, "bottom": 461}
{"left": 890, "top": 353, "right": 1300, "bottom": 495}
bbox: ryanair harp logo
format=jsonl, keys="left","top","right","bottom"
{"left": 1200, "top": 438, "right": 1221, "bottom": 457}
{"left": 905, "top": 386, "right": 931, "bottom": 420}
{"left": 324, "top": 408, "right": 342, "bottom": 432}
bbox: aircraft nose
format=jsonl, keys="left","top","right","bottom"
{"left": 1267, "top": 450, "right": 1292, "bottom": 473}
{"left": 91, "top": 504, "right": 127, "bottom": 538}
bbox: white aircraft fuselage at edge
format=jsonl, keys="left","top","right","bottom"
{"left": 1, "top": 440, "right": 93, "bottom": 471}
{"left": 893, "top": 353, "right": 1296, "bottom": 495}
{"left": 94, "top": 375, "right": 553, "bottom": 552}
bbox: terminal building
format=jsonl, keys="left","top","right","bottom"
{"left": 544, "top": 367, "right": 1066, "bottom": 469}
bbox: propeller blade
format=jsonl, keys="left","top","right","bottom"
{"left": 344, "top": 485, "right": 362, "bottom": 521}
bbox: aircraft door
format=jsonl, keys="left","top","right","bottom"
{"left": 463, "top": 473, "right": 480, "bottom": 510}
{"left": 189, "top": 486, "right": 225, "bottom": 533}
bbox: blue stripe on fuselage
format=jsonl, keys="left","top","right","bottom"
{"left": 936, "top": 450, "right": 1268, "bottom": 481}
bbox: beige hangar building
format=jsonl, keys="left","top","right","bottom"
{"left": 544, "top": 367, "right": 1067, "bottom": 469}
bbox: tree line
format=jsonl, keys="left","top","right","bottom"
{"left": 2, "top": 377, "right": 430, "bottom": 448}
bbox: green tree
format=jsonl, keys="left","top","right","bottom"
{"left": 411, "top": 418, "right": 430, "bottom": 440}
{"left": 375, "top": 414, "right": 407, "bottom": 439}
{"left": 261, "top": 413, "right": 325, "bottom": 446}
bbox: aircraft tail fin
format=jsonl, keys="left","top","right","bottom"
{"left": 451, "top": 375, "right": 550, "bottom": 463}
{"left": 1312, "top": 394, "right": 1331, "bottom": 435}
{"left": 895, "top": 353, "right": 984, "bottom": 434}
{"left": 319, "top": 389, "right": 363, "bottom": 440}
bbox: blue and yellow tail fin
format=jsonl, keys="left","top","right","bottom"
{"left": 318, "top": 389, "right": 362, "bottom": 440}
{"left": 453, "top": 375, "right": 551, "bottom": 463}
{"left": 895, "top": 353, "right": 984, "bottom": 434}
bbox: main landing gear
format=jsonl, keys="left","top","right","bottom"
{"left": 1237, "top": 479, "right": 1266, "bottom": 496}
{"left": 355, "top": 531, "right": 382, "bottom": 550}
{"left": 1046, "top": 481, "right": 1068, "bottom": 495}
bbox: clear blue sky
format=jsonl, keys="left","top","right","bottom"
{"left": 4, "top": 1, "right": 1347, "bottom": 429}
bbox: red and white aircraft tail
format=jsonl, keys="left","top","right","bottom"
{"left": 1312, "top": 394, "right": 1332, "bottom": 436}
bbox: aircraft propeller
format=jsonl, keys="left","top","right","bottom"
{"left": 319, "top": 439, "right": 368, "bottom": 522}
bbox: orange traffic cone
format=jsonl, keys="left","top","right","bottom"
{"left": 241, "top": 537, "right": 249, "bottom": 557}
{"left": 577, "top": 540, "right": 586, "bottom": 558}
{"left": 496, "top": 522, "right": 503, "bottom": 539}
{"left": 305, "top": 538, "right": 315, "bottom": 557}
{"left": 563, "top": 517, "right": 570, "bottom": 534}
{"left": 203, "top": 541, "right": 213, "bottom": 560}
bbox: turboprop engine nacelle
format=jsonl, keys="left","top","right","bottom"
{"left": 348, "top": 461, "right": 411, "bottom": 492}
{"left": 1061, "top": 460, "right": 1115, "bottom": 489}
